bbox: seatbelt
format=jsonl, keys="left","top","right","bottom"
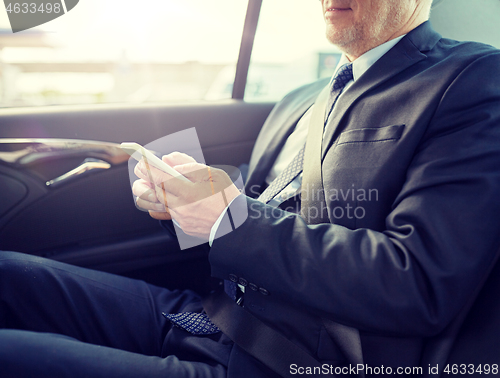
{"left": 203, "top": 287, "right": 335, "bottom": 378}
{"left": 300, "top": 84, "right": 329, "bottom": 225}
{"left": 300, "top": 83, "right": 365, "bottom": 378}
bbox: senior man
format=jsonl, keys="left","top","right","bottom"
{"left": 2, "top": 0, "right": 500, "bottom": 377}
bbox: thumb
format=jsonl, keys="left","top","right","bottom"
{"left": 162, "top": 152, "right": 196, "bottom": 167}
{"left": 173, "top": 162, "right": 209, "bottom": 182}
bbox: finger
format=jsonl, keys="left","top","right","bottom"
{"left": 175, "top": 164, "right": 235, "bottom": 194}
{"left": 136, "top": 196, "right": 167, "bottom": 212}
{"left": 154, "top": 183, "right": 174, "bottom": 206}
{"left": 133, "top": 179, "right": 164, "bottom": 211}
{"left": 159, "top": 164, "right": 225, "bottom": 209}
{"left": 148, "top": 210, "right": 172, "bottom": 221}
{"left": 132, "top": 179, "right": 157, "bottom": 201}
{"left": 174, "top": 162, "right": 210, "bottom": 180}
{"left": 157, "top": 162, "right": 208, "bottom": 200}
{"left": 162, "top": 152, "right": 197, "bottom": 167}
{"left": 135, "top": 158, "right": 177, "bottom": 187}
{"left": 134, "top": 160, "right": 152, "bottom": 182}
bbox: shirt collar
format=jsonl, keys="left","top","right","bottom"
{"left": 333, "top": 35, "right": 406, "bottom": 83}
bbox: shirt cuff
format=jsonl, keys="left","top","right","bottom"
{"left": 209, "top": 196, "right": 239, "bottom": 246}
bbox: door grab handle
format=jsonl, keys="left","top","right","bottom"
{"left": 46, "top": 158, "right": 111, "bottom": 187}
{"left": 0, "top": 138, "right": 129, "bottom": 166}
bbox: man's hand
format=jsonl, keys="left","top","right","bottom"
{"left": 132, "top": 152, "right": 241, "bottom": 239}
{"left": 132, "top": 152, "right": 196, "bottom": 221}
{"left": 132, "top": 178, "right": 172, "bottom": 220}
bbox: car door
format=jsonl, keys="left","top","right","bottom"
{"left": 1, "top": 0, "right": 499, "bottom": 293}
{"left": 1, "top": 0, "right": 500, "bottom": 368}
{"left": 0, "top": 0, "right": 274, "bottom": 292}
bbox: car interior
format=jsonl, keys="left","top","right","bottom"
{"left": 0, "top": 0, "right": 499, "bottom": 371}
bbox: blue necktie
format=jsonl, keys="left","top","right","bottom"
{"left": 163, "top": 63, "right": 354, "bottom": 335}
{"left": 257, "top": 145, "right": 306, "bottom": 204}
{"left": 325, "top": 63, "right": 353, "bottom": 122}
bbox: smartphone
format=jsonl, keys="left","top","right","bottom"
{"left": 120, "top": 142, "right": 190, "bottom": 182}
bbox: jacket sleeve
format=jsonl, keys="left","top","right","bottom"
{"left": 208, "top": 52, "right": 500, "bottom": 338}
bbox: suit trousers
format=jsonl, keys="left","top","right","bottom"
{"left": 0, "top": 251, "right": 233, "bottom": 378}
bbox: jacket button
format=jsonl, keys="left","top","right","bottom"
{"left": 238, "top": 278, "right": 248, "bottom": 287}
{"left": 259, "top": 287, "right": 270, "bottom": 296}
{"left": 228, "top": 274, "right": 238, "bottom": 283}
{"left": 249, "top": 283, "right": 258, "bottom": 291}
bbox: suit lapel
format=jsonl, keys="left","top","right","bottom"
{"left": 322, "top": 22, "right": 441, "bottom": 157}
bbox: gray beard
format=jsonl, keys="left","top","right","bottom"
{"left": 325, "top": 4, "right": 406, "bottom": 58}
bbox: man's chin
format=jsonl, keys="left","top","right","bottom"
{"left": 325, "top": 29, "right": 356, "bottom": 50}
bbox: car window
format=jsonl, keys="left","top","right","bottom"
{"left": 0, "top": 0, "right": 247, "bottom": 107}
{"left": 242, "top": 0, "right": 341, "bottom": 102}
{"left": 244, "top": 0, "right": 500, "bottom": 103}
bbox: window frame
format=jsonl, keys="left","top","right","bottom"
{"left": 231, "top": 0, "right": 263, "bottom": 100}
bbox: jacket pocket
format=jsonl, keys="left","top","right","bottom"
{"left": 336, "top": 124, "right": 405, "bottom": 146}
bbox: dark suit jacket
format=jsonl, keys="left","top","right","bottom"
{"left": 210, "top": 22, "right": 500, "bottom": 376}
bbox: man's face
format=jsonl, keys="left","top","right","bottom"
{"left": 322, "top": 0, "right": 417, "bottom": 58}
